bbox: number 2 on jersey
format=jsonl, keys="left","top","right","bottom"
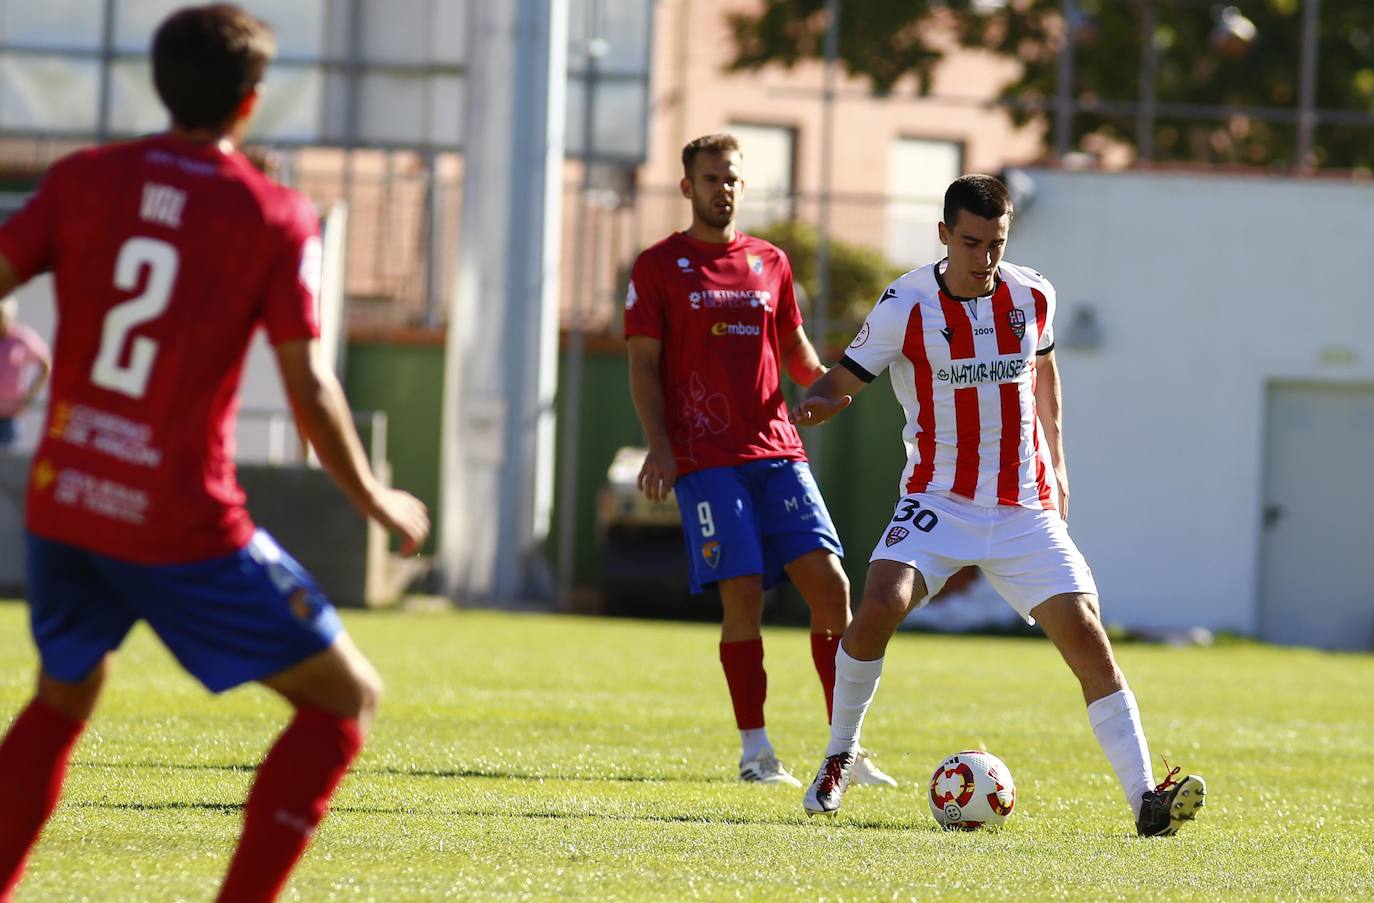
{"left": 91, "top": 237, "right": 179, "bottom": 399}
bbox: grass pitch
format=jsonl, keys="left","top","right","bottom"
{"left": 2, "top": 602, "right": 1372, "bottom": 901}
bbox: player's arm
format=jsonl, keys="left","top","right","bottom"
{"left": 21, "top": 354, "right": 50, "bottom": 410}
{"left": 794, "top": 362, "right": 866, "bottom": 427}
{"left": 0, "top": 253, "right": 23, "bottom": 298}
{"left": 626, "top": 335, "right": 675, "bottom": 502}
{"left": 274, "top": 338, "right": 430, "bottom": 554}
{"left": 1034, "top": 349, "right": 1070, "bottom": 520}
{"left": 778, "top": 325, "right": 826, "bottom": 388}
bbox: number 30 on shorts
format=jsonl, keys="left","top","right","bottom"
{"left": 891, "top": 497, "right": 938, "bottom": 532}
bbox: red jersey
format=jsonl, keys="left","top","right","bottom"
{"left": 0, "top": 134, "right": 321, "bottom": 563}
{"left": 624, "top": 231, "right": 806, "bottom": 476}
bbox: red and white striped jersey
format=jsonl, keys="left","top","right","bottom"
{"left": 840, "top": 259, "right": 1058, "bottom": 510}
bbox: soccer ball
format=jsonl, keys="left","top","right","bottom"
{"left": 928, "top": 749, "right": 1016, "bottom": 830}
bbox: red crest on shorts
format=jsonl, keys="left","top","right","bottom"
{"left": 885, "top": 525, "right": 909, "bottom": 547}
{"left": 701, "top": 541, "right": 721, "bottom": 568}
{"left": 1007, "top": 308, "right": 1026, "bottom": 340}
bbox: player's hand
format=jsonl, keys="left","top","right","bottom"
{"left": 793, "top": 394, "right": 852, "bottom": 427}
{"left": 637, "top": 445, "right": 677, "bottom": 502}
{"left": 366, "top": 488, "right": 431, "bottom": 556}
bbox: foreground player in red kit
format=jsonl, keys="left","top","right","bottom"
{"left": 795, "top": 175, "right": 1205, "bottom": 835}
{"left": 625, "top": 133, "right": 894, "bottom": 788}
{"left": 0, "top": 6, "right": 429, "bottom": 900}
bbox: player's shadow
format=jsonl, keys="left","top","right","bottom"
{"left": 67, "top": 797, "right": 918, "bottom": 830}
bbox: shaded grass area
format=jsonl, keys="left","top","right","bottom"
{"left": 1, "top": 603, "right": 1372, "bottom": 900}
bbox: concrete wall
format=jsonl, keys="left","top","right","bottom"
{"left": 1005, "top": 168, "right": 1374, "bottom": 634}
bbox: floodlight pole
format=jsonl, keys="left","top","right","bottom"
{"left": 556, "top": 2, "right": 606, "bottom": 610}
{"left": 441, "top": 0, "right": 569, "bottom": 603}
{"left": 811, "top": 0, "right": 840, "bottom": 473}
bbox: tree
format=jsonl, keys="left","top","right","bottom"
{"left": 728, "top": 1, "right": 1374, "bottom": 170}
{"left": 750, "top": 220, "right": 905, "bottom": 349}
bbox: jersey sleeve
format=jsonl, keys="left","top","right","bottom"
{"left": 16, "top": 324, "right": 50, "bottom": 364}
{"left": 1035, "top": 277, "right": 1057, "bottom": 354}
{"left": 0, "top": 159, "right": 65, "bottom": 282}
{"left": 839, "top": 282, "right": 908, "bottom": 382}
{"left": 623, "top": 251, "right": 665, "bottom": 341}
{"left": 774, "top": 254, "right": 803, "bottom": 333}
{"left": 260, "top": 193, "right": 322, "bottom": 346}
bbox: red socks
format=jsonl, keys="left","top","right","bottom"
{"left": 719, "top": 639, "right": 767, "bottom": 730}
{"left": 0, "top": 699, "right": 85, "bottom": 901}
{"left": 720, "top": 635, "right": 842, "bottom": 730}
{"left": 810, "top": 632, "right": 840, "bottom": 723}
{"left": 217, "top": 707, "right": 363, "bottom": 903}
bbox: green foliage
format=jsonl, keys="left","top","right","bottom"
{"left": 729, "top": 1, "right": 1374, "bottom": 170}
{"left": 750, "top": 219, "right": 905, "bottom": 340}
{"left": 4, "top": 602, "right": 1374, "bottom": 900}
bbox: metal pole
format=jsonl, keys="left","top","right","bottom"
{"left": 1296, "top": 0, "right": 1320, "bottom": 173}
{"left": 555, "top": 0, "right": 603, "bottom": 609}
{"left": 422, "top": 149, "right": 443, "bottom": 327}
{"left": 812, "top": 0, "right": 839, "bottom": 473}
{"left": 1136, "top": 0, "right": 1158, "bottom": 164}
{"left": 1055, "top": 0, "right": 1077, "bottom": 160}
{"left": 96, "top": 0, "right": 116, "bottom": 142}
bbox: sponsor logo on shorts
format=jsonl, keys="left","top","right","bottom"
{"left": 288, "top": 588, "right": 315, "bottom": 621}
{"left": 885, "top": 525, "right": 909, "bottom": 547}
{"left": 1008, "top": 308, "right": 1026, "bottom": 340}
{"left": 701, "top": 540, "right": 721, "bottom": 569}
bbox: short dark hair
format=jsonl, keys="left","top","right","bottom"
{"left": 682, "top": 133, "right": 741, "bottom": 177}
{"left": 152, "top": 4, "right": 276, "bottom": 130}
{"left": 943, "top": 174, "right": 1013, "bottom": 228}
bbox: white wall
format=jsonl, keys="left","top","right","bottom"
{"left": 1008, "top": 169, "right": 1374, "bottom": 633}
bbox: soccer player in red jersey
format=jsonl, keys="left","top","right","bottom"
{"left": 0, "top": 6, "right": 429, "bottom": 900}
{"left": 625, "top": 133, "right": 895, "bottom": 788}
{"left": 795, "top": 175, "right": 1205, "bottom": 835}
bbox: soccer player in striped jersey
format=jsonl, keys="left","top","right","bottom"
{"left": 794, "top": 175, "right": 1205, "bottom": 836}
{"left": 0, "top": 6, "right": 429, "bottom": 900}
{"left": 625, "top": 133, "right": 894, "bottom": 789}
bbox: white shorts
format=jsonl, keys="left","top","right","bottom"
{"left": 868, "top": 491, "right": 1097, "bottom": 623}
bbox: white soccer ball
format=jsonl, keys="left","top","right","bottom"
{"left": 927, "top": 749, "right": 1016, "bottom": 830}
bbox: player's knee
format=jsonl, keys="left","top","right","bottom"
{"left": 350, "top": 664, "right": 384, "bottom": 726}
{"left": 37, "top": 658, "right": 110, "bottom": 721}
{"left": 862, "top": 582, "right": 913, "bottom": 623}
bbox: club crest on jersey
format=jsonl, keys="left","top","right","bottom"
{"left": 702, "top": 540, "right": 721, "bottom": 569}
{"left": 885, "top": 525, "right": 909, "bottom": 547}
{"left": 849, "top": 322, "right": 871, "bottom": 348}
{"left": 747, "top": 253, "right": 764, "bottom": 274}
{"left": 1007, "top": 308, "right": 1026, "bottom": 340}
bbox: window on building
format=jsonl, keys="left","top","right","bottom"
{"left": 886, "top": 138, "right": 963, "bottom": 268}
{"left": 728, "top": 122, "right": 796, "bottom": 232}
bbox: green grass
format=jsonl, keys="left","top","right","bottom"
{"left": 2, "top": 603, "right": 1373, "bottom": 901}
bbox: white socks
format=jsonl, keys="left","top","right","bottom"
{"left": 825, "top": 643, "right": 885, "bottom": 757}
{"left": 740, "top": 728, "right": 772, "bottom": 763}
{"left": 1087, "top": 688, "right": 1154, "bottom": 818}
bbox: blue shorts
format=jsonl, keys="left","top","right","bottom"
{"left": 0, "top": 417, "right": 15, "bottom": 448}
{"left": 672, "top": 459, "right": 843, "bottom": 594}
{"left": 26, "top": 529, "right": 343, "bottom": 693}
